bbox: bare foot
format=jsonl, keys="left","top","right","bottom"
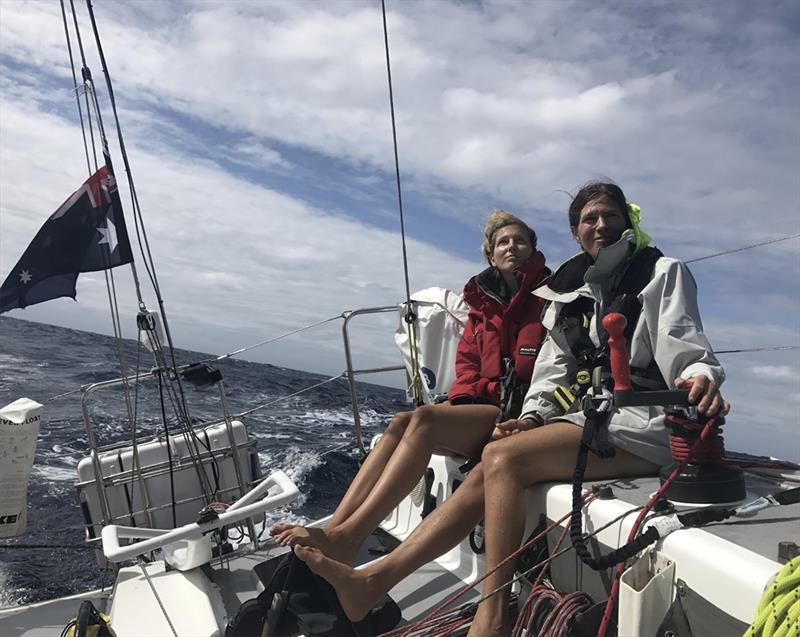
{"left": 294, "top": 545, "right": 379, "bottom": 622}
{"left": 272, "top": 525, "right": 359, "bottom": 565}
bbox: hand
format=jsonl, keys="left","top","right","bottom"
{"left": 674, "top": 376, "right": 730, "bottom": 417}
{"left": 491, "top": 417, "right": 539, "bottom": 439}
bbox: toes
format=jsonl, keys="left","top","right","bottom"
{"left": 275, "top": 531, "right": 290, "bottom": 545}
{"left": 294, "top": 544, "right": 316, "bottom": 562}
{"left": 269, "top": 523, "right": 288, "bottom": 536}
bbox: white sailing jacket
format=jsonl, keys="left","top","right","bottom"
{"left": 519, "top": 240, "right": 724, "bottom": 465}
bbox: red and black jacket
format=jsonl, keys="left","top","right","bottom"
{"left": 448, "top": 250, "right": 549, "bottom": 406}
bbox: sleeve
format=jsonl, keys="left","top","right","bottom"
{"left": 518, "top": 324, "right": 576, "bottom": 422}
{"left": 447, "top": 317, "right": 496, "bottom": 403}
{"left": 641, "top": 259, "right": 724, "bottom": 387}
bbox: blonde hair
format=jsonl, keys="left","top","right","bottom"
{"left": 481, "top": 209, "right": 537, "bottom": 264}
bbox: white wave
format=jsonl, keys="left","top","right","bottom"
{"left": 0, "top": 353, "right": 27, "bottom": 366}
{"left": 252, "top": 431, "right": 293, "bottom": 440}
{"left": 0, "top": 565, "right": 25, "bottom": 609}
{"left": 262, "top": 445, "right": 323, "bottom": 485}
{"left": 51, "top": 444, "right": 82, "bottom": 455}
{"left": 30, "top": 463, "right": 76, "bottom": 482}
{"left": 264, "top": 507, "right": 309, "bottom": 529}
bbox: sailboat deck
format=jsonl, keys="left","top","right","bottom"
{"left": 579, "top": 473, "right": 799, "bottom": 563}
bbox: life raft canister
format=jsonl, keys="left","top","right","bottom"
{"left": 0, "top": 397, "right": 43, "bottom": 538}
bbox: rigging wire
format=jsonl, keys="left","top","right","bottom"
{"left": 380, "top": 0, "right": 413, "bottom": 309}
{"left": 715, "top": 345, "right": 799, "bottom": 354}
{"left": 200, "top": 314, "right": 345, "bottom": 364}
{"left": 59, "top": 0, "right": 91, "bottom": 175}
{"left": 67, "top": 0, "right": 98, "bottom": 170}
{"left": 84, "top": 0, "right": 199, "bottom": 459}
{"left": 62, "top": 0, "right": 141, "bottom": 480}
{"left": 685, "top": 232, "right": 800, "bottom": 264}
{"left": 380, "top": 0, "right": 425, "bottom": 405}
{"left": 235, "top": 373, "right": 346, "bottom": 418}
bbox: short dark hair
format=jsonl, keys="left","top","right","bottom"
{"left": 568, "top": 181, "right": 631, "bottom": 229}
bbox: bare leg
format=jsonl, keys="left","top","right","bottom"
{"left": 468, "top": 422, "right": 658, "bottom": 637}
{"left": 295, "top": 463, "right": 488, "bottom": 621}
{"left": 276, "top": 402, "right": 499, "bottom": 563}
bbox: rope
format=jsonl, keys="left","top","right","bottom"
{"left": 384, "top": 492, "right": 598, "bottom": 637}
{"left": 744, "top": 556, "right": 800, "bottom": 637}
{"left": 380, "top": 491, "right": 640, "bottom": 637}
{"left": 513, "top": 515, "right": 575, "bottom": 637}
{"left": 595, "top": 418, "right": 719, "bottom": 637}
{"left": 138, "top": 560, "right": 179, "bottom": 637}
{"left": 685, "top": 233, "right": 800, "bottom": 264}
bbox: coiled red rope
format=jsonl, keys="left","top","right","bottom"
{"left": 513, "top": 518, "right": 593, "bottom": 637}
{"left": 666, "top": 412, "right": 726, "bottom": 464}
{"left": 380, "top": 492, "right": 598, "bottom": 637}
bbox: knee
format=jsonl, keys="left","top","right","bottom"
{"left": 481, "top": 440, "right": 521, "bottom": 480}
{"left": 385, "top": 411, "right": 413, "bottom": 440}
{"left": 405, "top": 404, "right": 437, "bottom": 437}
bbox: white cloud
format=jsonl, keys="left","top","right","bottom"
{"left": 751, "top": 365, "right": 798, "bottom": 381}
{"left": 1, "top": 0, "right": 798, "bottom": 458}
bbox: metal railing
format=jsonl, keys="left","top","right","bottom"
{"left": 74, "top": 303, "right": 409, "bottom": 551}
{"left": 340, "top": 306, "right": 406, "bottom": 454}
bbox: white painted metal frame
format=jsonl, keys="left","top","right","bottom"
{"left": 101, "top": 470, "right": 299, "bottom": 563}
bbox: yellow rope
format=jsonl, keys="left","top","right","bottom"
{"left": 404, "top": 314, "right": 425, "bottom": 404}
{"left": 744, "top": 556, "right": 800, "bottom": 637}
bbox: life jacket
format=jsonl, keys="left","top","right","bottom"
{"left": 546, "top": 246, "right": 666, "bottom": 413}
{"left": 449, "top": 251, "right": 549, "bottom": 415}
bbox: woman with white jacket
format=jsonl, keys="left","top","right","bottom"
{"left": 294, "top": 181, "right": 729, "bottom": 637}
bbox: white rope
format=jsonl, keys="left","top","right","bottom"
{"left": 138, "top": 560, "right": 179, "bottom": 637}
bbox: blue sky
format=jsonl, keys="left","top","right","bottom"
{"left": 1, "top": 0, "right": 798, "bottom": 460}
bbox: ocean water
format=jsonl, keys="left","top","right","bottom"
{"left": 0, "top": 316, "right": 407, "bottom": 608}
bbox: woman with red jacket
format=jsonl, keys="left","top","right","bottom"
{"left": 271, "top": 210, "right": 549, "bottom": 565}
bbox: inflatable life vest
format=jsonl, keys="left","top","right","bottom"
{"left": 0, "top": 397, "right": 42, "bottom": 539}
{"left": 394, "top": 287, "right": 469, "bottom": 404}
{"left": 546, "top": 247, "right": 666, "bottom": 413}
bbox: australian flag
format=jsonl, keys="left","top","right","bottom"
{"left": 0, "top": 162, "right": 134, "bottom": 314}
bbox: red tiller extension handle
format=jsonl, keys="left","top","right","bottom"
{"left": 602, "top": 312, "right": 631, "bottom": 392}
